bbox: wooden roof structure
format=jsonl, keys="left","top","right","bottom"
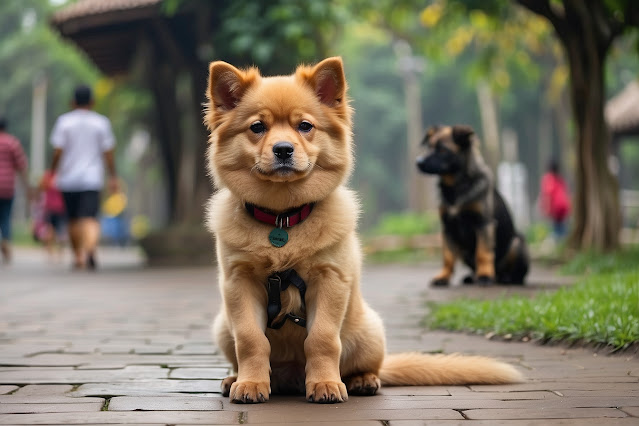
{"left": 51, "top": 0, "right": 163, "bottom": 75}
{"left": 606, "top": 80, "right": 639, "bottom": 139}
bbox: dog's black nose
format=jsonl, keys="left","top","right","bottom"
{"left": 273, "top": 142, "right": 294, "bottom": 159}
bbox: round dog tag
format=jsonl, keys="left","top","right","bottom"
{"left": 269, "top": 228, "right": 289, "bottom": 247}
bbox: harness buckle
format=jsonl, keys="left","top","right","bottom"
{"left": 266, "top": 270, "right": 307, "bottom": 330}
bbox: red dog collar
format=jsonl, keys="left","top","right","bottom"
{"left": 245, "top": 203, "right": 314, "bottom": 228}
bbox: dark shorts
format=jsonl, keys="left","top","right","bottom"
{"left": 62, "top": 191, "right": 100, "bottom": 219}
{"left": 0, "top": 197, "right": 14, "bottom": 241}
{"left": 47, "top": 212, "right": 66, "bottom": 233}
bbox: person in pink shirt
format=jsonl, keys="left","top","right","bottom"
{"left": 0, "top": 116, "right": 31, "bottom": 264}
{"left": 35, "top": 170, "right": 66, "bottom": 258}
{"left": 540, "top": 159, "right": 571, "bottom": 240}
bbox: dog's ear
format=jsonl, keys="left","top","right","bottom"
{"left": 207, "top": 61, "right": 258, "bottom": 111}
{"left": 299, "top": 57, "right": 346, "bottom": 107}
{"left": 452, "top": 125, "right": 474, "bottom": 150}
{"left": 422, "top": 125, "right": 440, "bottom": 145}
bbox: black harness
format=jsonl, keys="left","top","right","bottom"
{"left": 266, "top": 269, "right": 307, "bottom": 329}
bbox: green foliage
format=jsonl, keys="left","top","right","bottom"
{"left": 0, "top": 0, "right": 99, "bottom": 163}
{"left": 164, "top": 0, "right": 347, "bottom": 74}
{"left": 427, "top": 270, "right": 639, "bottom": 350}
{"left": 560, "top": 246, "right": 639, "bottom": 275}
{"left": 369, "top": 211, "right": 440, "bottom": 237}
{"left": 525, "top": 222, "right": 551, "bottom": 245}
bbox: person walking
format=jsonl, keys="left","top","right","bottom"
{"left": 35, "top": 170, "right": 67, "bottom": 260}
{"left": 49, "top": 85, "right": 119, "bottom": 270}
{"left": 540, "top": 159, "right": 571, "bottom": 241}
{"left": 0, "top": 116, "right": 31, "bottom": 264}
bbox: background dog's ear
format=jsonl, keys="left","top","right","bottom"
{"left": 301, "top": 57, "right": 347, "bottom": 107}
{"left": 207, "top": 61, "right": 257, "bottom": 111}
{"left": 452, "top": 125, "right": 475, "bottom": 150}
{"left": 422, "top": 125, "right": 440, "bottom": 145}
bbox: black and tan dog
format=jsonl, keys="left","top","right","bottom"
{"left": 416, "top": 124, "right": 529, "bottom": 286}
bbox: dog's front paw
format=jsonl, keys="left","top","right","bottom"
{"left": 462, "top": 274, "right": 475, "bottom": 285}
{"left": 229, "top": 380, "right": 270, "bottom": 404}
{"left": 431, "top": 277, "right": 450, "bottom": 287}
{"left": 344, "top": 373, "right": 380, "bottom": 396}
{"left": 476, "top": 275, "right": 494, "bottom": 286}
{"left": 306, "top": 381, "right": 348, "bottom": 403}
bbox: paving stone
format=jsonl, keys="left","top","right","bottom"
{"left": 441, "top": 390, "right": 560, "bottom": 400}
{"left": 245, "top": 408, "right": 463, "bottom": 422}
{"left": 0, "top": 385, "right": 18, "bottom": 394}
{"left": 464, "top": 407, "right": 628, "bottom": 420}
{"left": 10, "top": 384, "right": 75, "bottom": 396}
{"left": 227, "top": 395, "right": 639, "bottom": 411}
{"left": 169, "top": 368, "right": 230, "bottom": 379}
{"left": 248, "top": 422, "right": 380, "bottom": 426}
{"left": 0, "top": 411, "right": 239, "bottom": 424}
{"left": 0, "top": 395, "right": 105, "bottom": 404}
{"left": 556, "top": 389, "right": 639, "bottom": 397}
{"left": 0, "top": 344, "right": 65, "bottom": 357}
{"left": 133, "top": 344, "right": 176, "bottom": 354}
{"left": 173, "top": 344, "right": 217, "bottom": 355}
{"left": 0, "top": 402, "right": 104, "bottom": 414}
{"left": 96, "top": 345, "right": 136, "bottom": 354}
{"left": 108, "top": 396, "right": 223, "bottom": 411}
{"left": 1, "top": 353, "right": 219, "bottom": 368}
{"left": 378, "top": 386, "right": 450, "bottom": 396}
{"left": 75, "top": 363, "right": 129, "bottom": 370}
{"left": 0, "top": 366, "right": 168, "bottom": 384}
{"left": 469, "top": 382, "right": 639, "bottom": 392}
{"left": 72, "top": 380, "right": 222, "bottom": 396}
{"left": 390, "top": 420, "right": 639, "bottom": 425}
{"left": 621, "top": 406, "right": 639, "bottom": 417}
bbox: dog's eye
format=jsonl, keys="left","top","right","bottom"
{"left": 298, "top": 121, "right": 313, "bottom": 133}
{"left": 250, "top": 121, "right": 266, "bottom": 134}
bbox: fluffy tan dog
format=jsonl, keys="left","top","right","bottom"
{"left": 204, "top": 57, "right": 522, "bottom": 404}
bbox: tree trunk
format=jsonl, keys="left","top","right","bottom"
{"left": 150, "top": 63, "right": 181, "bottom": 224}
{"left": 190, "top": 61, "right": 213, "bottom": 219}
{"left": 515, "top": 0, "right": 625, "bottom": 251}
{"left": 562, "top": 29, "right": 620, "bottom": 251}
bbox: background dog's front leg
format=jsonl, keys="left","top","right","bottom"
{"left": 475, "top": 223, "right": 496, "bottom": 285}
{"left": 223, "top": 276, "right": 272, "bottom": 403}
{"left": 304, "top": 268, "right": 349, "bottom": 403}
{"left": 432, "top": 237, "right": 456, "bottom": 286}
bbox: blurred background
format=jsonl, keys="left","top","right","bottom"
{"left": 1, "top": 0, "right": 638, "bottom": 264}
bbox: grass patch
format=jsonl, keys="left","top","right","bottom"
{"left": 368, "top": 212, "right": 440, "bottom": 237}
{"left": 426, "top": 269, "right": 639, "bottom": 350}
{"left": 560, "top": 246, "right": 639, "bottom": 275}
{"left": 11, "top": 222, "right": 38, "bottom": 247}
{"left": 427, "top": 247, "right": 639, "bottom": 350}
{"left": 365, "top": 247, "right": 431, "bottom": 264}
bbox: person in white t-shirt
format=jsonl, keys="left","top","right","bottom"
{"left": 49, "top": 85, "right": 119, "bottom": 270}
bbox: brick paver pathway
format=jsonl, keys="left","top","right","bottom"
{"left": 1, "top": 247, "right": 637, "bottom": 425}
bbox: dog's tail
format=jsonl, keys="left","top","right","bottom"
{"left": 379, "top": 352, "right": 523, "bottom": 386}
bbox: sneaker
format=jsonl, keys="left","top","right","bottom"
{"left": 87, "top": 252, "right": 97, "bottom": 270}
{"left": 1, "top": 243, "right": 11, "bottom": 265}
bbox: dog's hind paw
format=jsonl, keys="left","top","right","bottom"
{"left": 462, "top": 274, "right": 475, "bottom": 285}
{"left": 229, "top": 380, "right": 270, "bottom": 403}
{"left": 344, "top": 373, "right": 380, "bottom": 396}
{"left": 431, "top": 277, "right": 450, "bottom": 287}
{"left": 306, "top": 381, "right": 348, "bottom": 403}
{"left": 476, "top": 275, "right": 494, "bottom": 286}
